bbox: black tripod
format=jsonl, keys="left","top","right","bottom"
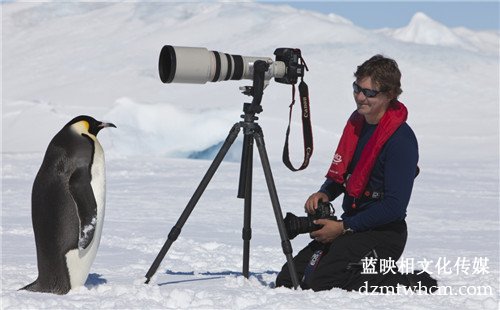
{"left": 144, "top": 61, "right": 300, "bottom": 289}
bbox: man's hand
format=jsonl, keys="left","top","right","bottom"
{"left": 310, "top": 219, "right": 344, "bottom": 244}
{"left": 305, "top": 192, "right": 329, "bottom": 214}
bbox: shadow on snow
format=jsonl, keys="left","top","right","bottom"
{"left": 157, "top": 270, "right": 278, "bottom": 287}
{"left": 85, "top": 273, "right": 107, "bottom": 288}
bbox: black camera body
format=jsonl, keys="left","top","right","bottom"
{"left": 274, "top": 48, "right": 305, "bottom": 85}
{"left": 284, "top": 201, "right": 337, "bottom": 240}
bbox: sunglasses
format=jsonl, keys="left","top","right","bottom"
{"left": 352, "top": 81, "right": 382, "bottom": 98}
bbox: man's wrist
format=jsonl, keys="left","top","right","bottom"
{"left": 342, "top": 221, "right": 354, "bottom": 235}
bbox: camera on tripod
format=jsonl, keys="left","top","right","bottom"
{"left": 158, "top": 45, "right": 305, "bottom": 85}
{"left": 284, "top": 201, "right": 337, "bottom": 240}
{"left": 146, "top": 45, "right": 311, "bottom": 288}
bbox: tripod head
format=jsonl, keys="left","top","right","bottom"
{"left": 239, "top": 60, "right": 270, "bottom": 116}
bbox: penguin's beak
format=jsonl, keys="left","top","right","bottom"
{"left": 98, "top": 122, "right": 117, "bottom": 129}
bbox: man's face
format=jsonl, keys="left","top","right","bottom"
{"left": 353, "top": 76, "right": 392, "bottom": 124}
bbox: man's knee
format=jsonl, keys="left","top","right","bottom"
{"left": 275, "top": 262, "right": 297, "bottom": 288}
{"left": 275, "top": 270, "right": 293, "bottom": 288}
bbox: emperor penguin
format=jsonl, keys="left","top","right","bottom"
{"left": 21, "top": 115, "right": 116, "bottom": 294}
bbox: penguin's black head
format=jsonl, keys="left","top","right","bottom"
{"left": 66, "top": 115, "right": 117, "bottom": 137}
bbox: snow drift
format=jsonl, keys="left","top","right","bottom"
{"left": 3, "top": 3, "right": 497, "bottom": 160}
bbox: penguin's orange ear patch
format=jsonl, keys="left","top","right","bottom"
{"left": 81, "top": 121, "right": 90, "bottom": 131}
{"left": 71, "top": 121, "right": 90, "bottom": 135}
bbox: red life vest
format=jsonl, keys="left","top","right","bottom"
{"left": 326, "top": 101, "right": 408, "bottom": 199}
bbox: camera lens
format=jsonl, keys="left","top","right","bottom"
{"left": 283, "top": 202, "right": 335, "bottom": 239}
{"left": 158, "top": 45, "right": 246, "bottom": 84}
{"left": 159, "top": 45, "right": 176, "bottom": 83}
{"left": 158, "top": 45, "right": 285, "bottom": 84}
{"left": 284, "top": 212, "right": 316, "bottom": 239}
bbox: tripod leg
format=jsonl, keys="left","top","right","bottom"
{"left": 144, "top": 123, "right": 241, "bottom": 284}
{"left": 240, "top": 134, "right": 254, "bottom": 278}
{"left": 253, "top": 130, "right": 300, "bottom": 289}
{"left": 237, "top": 134, "right": 251, "bottom": 199}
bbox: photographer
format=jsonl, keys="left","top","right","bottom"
{"left": 276, "top": 55, "right": 437, "bottom": 292}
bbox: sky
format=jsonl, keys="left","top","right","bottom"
{"left": 1, "top": 1, "right": 498, "bottom": 30}
{"left": 264, "top": 1, "right": 500, "bottom": 30}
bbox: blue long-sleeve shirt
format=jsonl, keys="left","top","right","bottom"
{"left": 319, "top": 121, "right": 418, "bottom": 232}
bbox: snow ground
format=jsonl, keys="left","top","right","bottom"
{"left": 2, "top": 154, "right": 499, "bottom": 309}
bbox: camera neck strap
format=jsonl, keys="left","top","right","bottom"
{"left": 282, "top": 77, "right": 314, "bottom": 171}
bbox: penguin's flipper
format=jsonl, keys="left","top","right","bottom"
{"left": 69, "top": 166, "right": 97, "bottom": 250}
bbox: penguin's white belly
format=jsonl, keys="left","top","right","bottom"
{"left": 65, "top": 141, "right": 106, "bottom": 289}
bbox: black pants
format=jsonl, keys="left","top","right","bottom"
{"left": 276, "top": 220, "right": 410, "bottom": 292}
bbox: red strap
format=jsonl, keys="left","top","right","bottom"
{"left": 326, "top": 101, "right": 408, "bottom": 198}
{"left": 327, "top": 111, "right": 364, "bottom": 184}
